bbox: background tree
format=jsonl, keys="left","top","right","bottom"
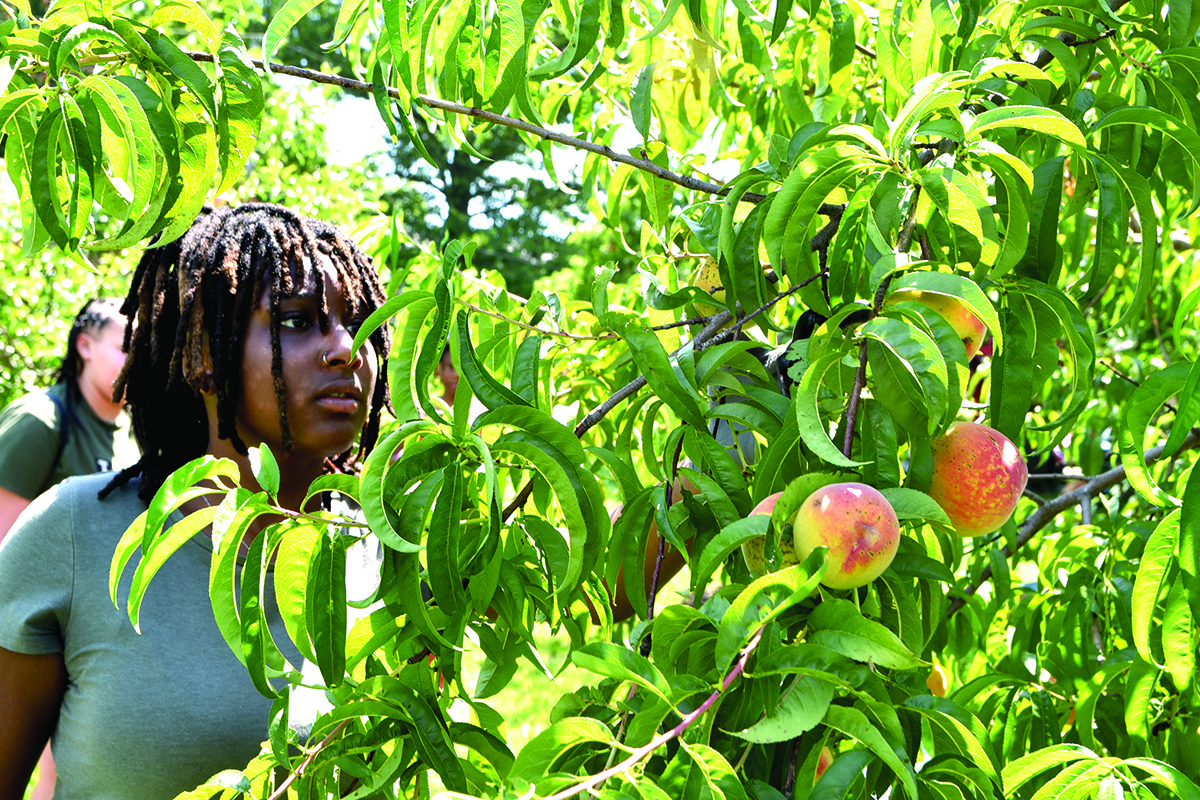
{"left": 4, "top": 0, "right": 1200, "bottom": 799}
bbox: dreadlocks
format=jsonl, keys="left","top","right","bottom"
{"left": 103, "top": 203, "right": 391, "bottom": 503}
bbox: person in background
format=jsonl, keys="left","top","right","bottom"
{"left": 0, "top": 299, "right": 139, "bottom": 799}
{"left": 0, "top": 203, "right": 390, "bottom": 800}
{"left": 0, "top": 298, "right": 138, "bottom": 543}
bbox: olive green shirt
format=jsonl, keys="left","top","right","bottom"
{"left": 0, "top": 381, "right": 138, "bottom": 500}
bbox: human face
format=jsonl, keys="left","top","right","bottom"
{"left": 234, "top": 258, "right": 378, "bottom": 471}
{"left": 436, "top": 349, "right": 458, "bottom": 402}
{"left": 77, "top": 317, "right": 128, "bottom": 415}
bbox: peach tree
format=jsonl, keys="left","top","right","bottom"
{"left": 3, "top": 0, "right": 1200, "bottom": 796}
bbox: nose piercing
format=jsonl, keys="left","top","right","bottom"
{"left": 322, "top": 351, "right": 333, "bottom": 366}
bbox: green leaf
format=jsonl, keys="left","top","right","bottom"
{"left": 1163, "top": 359, "right": 1200, "bottom": 459}
{"left": 141, "top": 27, "right": 217, "bottom": 121}
{"left": 426, "top": 462, "right": 465, "bottom": 615}
{"left": 305, "top": 528, "right": 347, "bottom": 687}
{"left": 1162, "top": 580, "right": 1193, "bottom": 693}
{"left": 968, "top": 105, "right": 1086, "bottom": 148}
{"left": 274, "top": 522, "right": 321, "bottom": 664}
{"left": 822, "top": 704, "right": 918, "bottom": 799}
{"left": 878, "top": 487, "right": 950, "bottom": 525}
{"left": 261, "top": 0, "right": 324, "bottom": 70}
{"left": 571, "top": 642, "right": 674, "bottom": 704}
{"left": 1120, "top": 363, "right": 1192, "bottom": 506}
{"left": 1092, "top": 106, "right": 1200, "bottom": 215}
{"left": 731, "top": 675, "right": 835, "bottom": 743}
{"left": 49, "top": 21, "right": 125, "bottom": 81}
{"left": 795, "top": 351, "right": 867, "bottom": 468}
{"left": 455, "top": 310, "right": 529, "bottom": 410}
{"left": 1123, "top": 758, "right": 1200, "bottom": 800}
{"left": 509, "top": 717, "right": 616, "bottom": 781}
{"left": 248, "top": 445, "right": 280, "bottom": 499}
{"left": 716, "top": 549, "right": 828, "bottom": 670}
{"left": 526, "top": 0, "right": 600, "bottom": 80}
{"left": 807, "top": 597, "right": 924, "bottom": 670}
{"left": 214, "top": 31, "right": 263, "bottom": 196}
{"left": 631, "top": 61, "right": 657, "bottom": 142}
{"left": 862, "top": 316, "right": 948, "bottom": 437}
{"left": 1131, "top": 510, "right": 1180, "bottom": 664}
{"left": 1001, "top": 744, "right": 1102, "bottom": 794}
{"left": 621, "top": 320, "right": 707, "bottom": 429}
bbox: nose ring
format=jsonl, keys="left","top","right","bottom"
{"left": 321, "top": 351, "right": 333, "bottom": 366}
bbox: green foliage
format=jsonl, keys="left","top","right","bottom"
{"left": 6, "top": 0, "right": 1200, "bottom": 797}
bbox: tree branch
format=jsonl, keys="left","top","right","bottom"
{"left": 182, "top": 51, "right": 765, "bottom": 202}
{"left": 545, "top": 629, "right": 764, "bottom": 800}
{"left": 948, "top": 429, "right": 1200, "bottom": 615}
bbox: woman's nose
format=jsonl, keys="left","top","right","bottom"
{"left": 322, "top": 319, "right": 364, "bottom": 369}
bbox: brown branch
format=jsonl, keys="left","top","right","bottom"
{"left": 948, "top": 429, "right": 1200, "bottom": 615}
{"left": 267, "top": 719, "right": 351, "bottom": 800}
{"left": 181, "top": 50, "right": 765, "bottom": 202}
{"left": 544, "top": 629, "right": 764, "bottom": 800}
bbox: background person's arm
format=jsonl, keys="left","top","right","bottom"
{"left": 0, "top": 647, "right": 65, "bottom": 800}
{"left": 0, "top": 487, "right": 32, "bottom": 544}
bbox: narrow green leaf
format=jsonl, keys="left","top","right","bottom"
{"left": 822, "top": 704, "right": 918, "bottom": 799}
{"left": 1132, "top": 510, "right": 1180, "bottom": 664}
{"left": 795, "top": 351, "right": 867, "bottom": 468}
{"left": 631, "top": 62, "right": 657, "bottom": 142}
{"left": 1000, "top": 744, "right": 1102, "bottom": 794}
{"left": 1120, "top": 363, "right": 1192, "bottom": 506}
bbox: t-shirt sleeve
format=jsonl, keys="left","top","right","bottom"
{"left": 0, "top": 483, "right": 73, "bottom": 655}
{"left": 0, "top": 394, "right": 61, "bottom": 499}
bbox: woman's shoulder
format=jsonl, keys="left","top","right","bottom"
{"left": 0, "top": 384, "right": 61, "bottom": 428}
{"left": 25, "top": 473, "right": 146, "bottom": 535}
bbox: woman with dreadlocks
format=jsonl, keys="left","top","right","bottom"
{"left": 0, "top": 298, "right": 138, "bottom": 543}
{"left": 0, "top": 203, "right": 390, "bottom": 800}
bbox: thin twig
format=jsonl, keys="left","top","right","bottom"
{"left": 182, "top": 50, "right": 762, "bottom": 202}
{"left": 267, "top": 719, "right": 351, "bottom": 800}
{"left": 948, "top": 429, "right": 1200, "bottom": 615}
{"left": 457, "top": 299, "right": 617, "bottom": 341}
{"left": 544, "top": 629, "right": 764, "bottom": 800}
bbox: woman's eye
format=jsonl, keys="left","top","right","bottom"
{"left": 280, "top": 313, "right": 312, "bottom": 331}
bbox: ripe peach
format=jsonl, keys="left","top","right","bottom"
{"left": 791, "top": 482, "right": 900, "bottom": 590}
{"left": 740, "top": 491, "right": 799, "bottom": 576}
{"left": 815, "top": 746, "right": 834, "bottom": 782}
{"left": 690, "top": 256, "right": 726, "bottom": 317}
{"left": 929, "top": 422, "right": 1028, "bottom": 537}
{"left": 926, "top": 663, "right": 949, "bottom": 696}
{"left": 890, "top": 289, "right": 988, "bottom": 359}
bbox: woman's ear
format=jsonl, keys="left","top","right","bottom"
{"left": 75, "top": 331, "right": 96, "bottom": 363}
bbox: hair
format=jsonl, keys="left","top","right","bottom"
{"left": 103, "top": 203, "right": 391, "bottom": 503}
{"left": 55, "top": 297, "right": 123, "bottom": 389}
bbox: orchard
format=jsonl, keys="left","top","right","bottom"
{"left": 3, "top": 0, "right": 1200, "bottom": 796}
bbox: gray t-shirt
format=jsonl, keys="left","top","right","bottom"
{"left": 0, "top": 473, "right": 293, "bottom": 800}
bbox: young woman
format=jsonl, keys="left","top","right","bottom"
{"left": 0, "top": 203, "right": 391, "bottom": 800}
{"left": 0, "top": 297, "right": 138, "bottom": 542}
